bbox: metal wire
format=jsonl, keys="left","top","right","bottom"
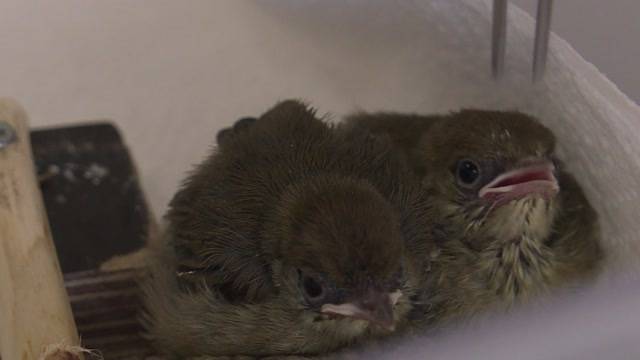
{"left": 492, "top": 0, "right": 554, "bottom": 82}
{"left": 533, "top": 0, "right": 554, "bottom": 82}
{"left": 492, "top": 0, "right": 508, "bottom": 79}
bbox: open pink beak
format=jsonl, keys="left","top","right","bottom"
{"left": 478, "top": 161, "right": 559, "bottom": 205}
{"left": 320, "top": 290, "right": 401, "bottom": 331}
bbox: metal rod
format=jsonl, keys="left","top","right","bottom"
{"left": 492, "top": 0, "right": 508, "bottom": 78}
{"left": 532, "top": 0, "right": 554, "bottom": 82}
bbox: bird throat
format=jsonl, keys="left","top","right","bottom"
{"left": 486, "top": 196, "right": 555, "bottom": 242}
{"left": 475, "top": 196, "right": 558, "bottom": 301}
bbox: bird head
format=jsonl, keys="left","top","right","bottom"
{"left": 267, "top": 175, "right": 409, "bottom": 335}
{"left": 419, "top": 110, "right": 560, "bottom": 246}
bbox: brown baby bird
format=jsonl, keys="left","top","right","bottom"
{"left": 143, "top": 100, "right": 431, "bottom": 358}
{"left": 344, "top": 110, "right": 603, "bottom": 325}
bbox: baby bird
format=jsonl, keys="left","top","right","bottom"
{"left": 344, "top": 110, "right": 603, "bottom": 324}
{"left": 143, "top": 100, "right": 431, "bottom": 358}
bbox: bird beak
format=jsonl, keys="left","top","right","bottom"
{"left": 479, "top": 160, "right": 559, "bottom": 205}
{"left": 320, "top": 290, "right": 402, "bottom": 331}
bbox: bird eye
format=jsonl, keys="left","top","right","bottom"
{"left": 455, "top": 159, "right": 481, "bottom": 187}
{"left": 303, "top": 276, "right": 324, "bottom": 298}
{"left": 299, "top": 272, "right": 327, "bottom": 305}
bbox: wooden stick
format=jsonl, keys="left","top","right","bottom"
{"left": 0, "top": 99, "right": 81, "bottom": 359}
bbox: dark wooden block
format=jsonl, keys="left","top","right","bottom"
{"left": 30, "top": 122, "right": 149, "bottom": 274}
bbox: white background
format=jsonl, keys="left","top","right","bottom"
{"left": 512, "top": 0, "right": 639, "bottom": 103}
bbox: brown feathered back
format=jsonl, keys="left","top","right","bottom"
{"left": 167, "top": 101, "right": 421, "bottom": 302}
